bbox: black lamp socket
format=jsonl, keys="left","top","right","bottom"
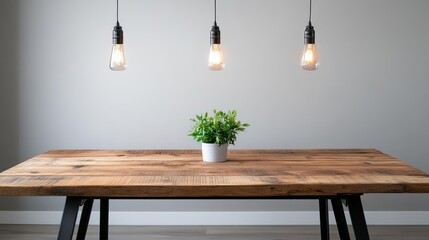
{"left": 112, "top": 23, "right": 123, "bottom": 44}
{"left": 210, "top": 25, "right": 221, "bottom": 45}
{"left": 304, "top": 22, "right": 315, "bottom": 44}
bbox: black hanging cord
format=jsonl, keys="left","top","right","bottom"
{"left": 116, "top": 0, "right": 119, "bottom": 24}
{"left": 309, "top": 0, "right": 312, "bottom": 23}
{"left": 214, "top": 0, "right": 217, "bottom": 25}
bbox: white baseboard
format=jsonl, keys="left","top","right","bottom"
{"left": 0, "top": 211, "right": 428, "bottom": 225}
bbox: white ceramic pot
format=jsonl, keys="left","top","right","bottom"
{"left": 201, "top": 143, "right": 228, "bottom": 162}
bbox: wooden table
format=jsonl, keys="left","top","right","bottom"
{"left": 1, "top": 149, "right": 429, "bottom": 240}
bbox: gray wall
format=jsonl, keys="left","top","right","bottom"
{"left": 0, "top": 0, "right": 429, "bottom": 212}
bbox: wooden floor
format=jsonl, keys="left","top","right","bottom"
{"left": 0, "top": 225, "right": 428, "bottom": 240}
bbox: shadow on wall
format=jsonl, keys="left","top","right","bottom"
{"left": 0, "top": 0, "right": 20, "bottom": 209}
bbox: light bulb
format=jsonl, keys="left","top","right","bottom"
{"left": 301, "top": 43, "right": 319, "bottom": 70}
{"left": 110, "top": 44, "right": 127, "bottom": 71}
{"left": 209, "top": 44, "right": 224, "bottom": 71}
{"left": 208, "top": 22, "right": 224, "bottom": 71}
{"left": 301, "top": 21, "right": 319, "bottom": 71}
{"left": 110, "top": 22, "right": 126, "bottom": 71}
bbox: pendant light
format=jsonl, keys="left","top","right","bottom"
{"left": 110, "top": 0, "right": 127, "bottom": 71}
{"left": 301, "top": 0, "right": 319, "bottom": 71}
{"left": 208, "top": 0, "right": 225, "bottom": 71}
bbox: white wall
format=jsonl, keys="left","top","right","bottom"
{"left": 0, "top": 0, "right": 429, "bottom": 212}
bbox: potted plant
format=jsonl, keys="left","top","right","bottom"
{"left": 189, "top": 110, "right": 249, "bottom": 162}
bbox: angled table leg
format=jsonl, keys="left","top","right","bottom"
{"left": 331, "top": 198, "right": 350, "bottom": 240}
{"left": 100, "top": 199, "right": 109, "bottom": 240}
{"left": 319, "top": 199, "right": 330, "bottom": 240}
{"left": 76, "top": 199, "right": 94, "bottom": 240}
{"left": 58, "top": 197, "right": 82, "bottom": 240}
{"left": 347, "top": 195, "right": 370, "bottom": 240}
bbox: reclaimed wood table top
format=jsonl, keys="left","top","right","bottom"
{"left": 0, "top": 149, "right": 429, "bottom": 197}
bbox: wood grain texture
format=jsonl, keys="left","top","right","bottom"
{"left": 0, "top": 149, "right": 429, "bottom": 197}
{"left": 2, "top": 225, "right": 429, "bottom": 240}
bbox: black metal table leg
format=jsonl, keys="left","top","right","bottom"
{"left": 331, "top": 198, "right": 350, "bottom": 240}
{"left": 319, "top": 199, "right": 330, "bottom": 240}
{"left": 57, "top": 197, "right": 82, "bottom": 240}
{"left": 100, "top": 199, "right": 109, "bottom": 240}
{"left": 347, "top": 195, "right": 370, "bottom": 240}
{"left": 76, "top": 199, "right": 94, "bottom": 240}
